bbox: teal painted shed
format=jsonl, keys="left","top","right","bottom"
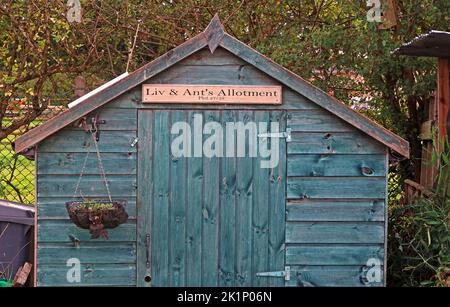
{"left": 16, "top": 15, "right": 409, "bottom": 287}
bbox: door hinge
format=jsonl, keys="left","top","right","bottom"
{"left": 258, "top": 128, "right": 291, "bottom": 142}
{"left": 256, "top": 266, "right": 291, "bottom": 281}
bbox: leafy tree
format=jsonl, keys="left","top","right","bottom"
{"left": 1, "top": 0, "right": 449, "bottom": 179}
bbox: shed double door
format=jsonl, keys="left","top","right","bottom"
{"left": 137, "top": 110, "right": 287, "bottom": 286}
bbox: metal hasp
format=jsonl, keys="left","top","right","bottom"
{"left": 80, "top": 114, "right": 106, "bottom": 141}
{"left": 90, "top": 114, "right": 106, "bottom": 142}
{"left": 256, "top": 266, "right": 291, "bottom": 281}
{"left": 258, "top": 128, "right": 292, "bottom": 142}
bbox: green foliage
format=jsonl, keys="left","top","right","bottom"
{"left": 2, "top": 1, "right": 449, "bottom": 164}
{"left": 388, "top": 193, "right": 449, "bottom": 286}
{"left": 74, "top": 201, "right": 116, "bottom": 210}
{"left": 248, "top": 0, "right": 448, "bottom": 180}
{"left": 388, "top": 137, "right": 450, "bottom": 287}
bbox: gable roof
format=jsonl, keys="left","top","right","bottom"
{"left": 15, "top": 15, "right": 409, "bottom": 158}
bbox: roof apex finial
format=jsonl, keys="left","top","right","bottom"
{"left": 204, "top": 14, "right": 225, "bottom": 53}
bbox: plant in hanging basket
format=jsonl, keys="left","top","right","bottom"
{"left": 66, "top": 200, "right": 128, "bottom": 239}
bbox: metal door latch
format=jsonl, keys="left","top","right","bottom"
{"left": 258, "top": 128, "right": 291, "bottom": 142}
{"left": 256, "top": 266, "right": 291, "bottom": 281}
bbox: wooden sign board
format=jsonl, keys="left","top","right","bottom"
{"left": 142, "top": 84, "right": 282, "bottom": 104}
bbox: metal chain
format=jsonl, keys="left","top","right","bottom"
{"left": 73, "top": 141, "right": 91, "bottom": 200}
{"left": 73, "top": 123, "right": 112, "bottom": 202}
{"left": 91, "top": 132, "right": 113, "bottom": 202}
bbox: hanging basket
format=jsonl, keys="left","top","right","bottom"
{"left": 66, "top": 200, "right": 128, "bottom": 239}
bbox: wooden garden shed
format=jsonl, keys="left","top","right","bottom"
{"left": 15, "top": 15, "right": 409, "bottom": 287}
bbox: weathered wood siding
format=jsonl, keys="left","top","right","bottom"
{"left": 285, "top": 109, "right": 386, "bottom": 287}
{"left": 36, "top": 106, "right": 137, "bottom": 287}
{"left": 36, "top": 47, "right": 387, "bottom": 287}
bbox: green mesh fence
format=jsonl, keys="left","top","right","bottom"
{"left": 0, "top": 126, "right": 36, "bottom": 205}
{"left": 1, "top": 106, "right": 66, "bottom": 205}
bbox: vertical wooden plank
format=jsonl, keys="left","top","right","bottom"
{"left": 235, "top": 111, "right": 254, "bottom": 286}
{"left": 438, "top": 58, "right": 450, "bottom": 149}
{"left": 137, "top": 111, "right": 153, "bottom": 287}
{"left": 186, "top": 111, "right": 203, "bottom": 286}
{"left": 169, "top": 111, "right": 187, "bottom": 286}
{"left": 202, "top": 111, "right": 220, "bottom": 286}
{"left": 151, "top": 111, "right": 170, "bottom": 286}
{"left": 219, "top": 110, "right": 237, "bottom": 286}
{"left": 137, "top": 108, "right": 288, "bottom": 287}
{"left": 269, "top": 111, "right": 286, "bottom": 286}
{"left": 420, "top": 97, "right": 438, "bottom": 188}
{"left": 253, "top": 111, "right": 270, "bottom": 286}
